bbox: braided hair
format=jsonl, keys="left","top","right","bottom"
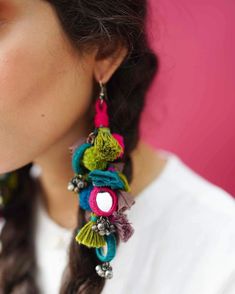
{"left": 0, "top": 0, "right": 159, "bottom": 293}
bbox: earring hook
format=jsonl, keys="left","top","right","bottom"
{"left": 99, "top": 80, "right": 107, "bottom": 104}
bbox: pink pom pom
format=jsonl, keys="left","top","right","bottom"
{"left": 112, "top": 133, "right": 125, "bottom": 158}
{"left": 94, "top": 99, "right": 109, "bottom": 128}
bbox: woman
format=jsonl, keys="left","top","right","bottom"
{"left": 0, "top": 0, "right": 235, "bottom": 293}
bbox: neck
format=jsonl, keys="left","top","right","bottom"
{"left": 34, "top": 135, "right": 167, "bottom": 230}
{"left": 33, "top": 114, "right": 92, "bottom": 229}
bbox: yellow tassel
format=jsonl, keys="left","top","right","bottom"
{"left": 75, "top": 213, "right": 105, "bottom": 248}
{"left": 94, "top": 127, "right": 122, "bottom": 161}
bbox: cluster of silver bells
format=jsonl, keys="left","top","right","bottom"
{"left": 67, "top": 175, "right": 87, "bottom": 193}
{"left": 92, "top": 216, "right": 116, "bottom": 236}
{"left": 95, "top": 262, "right": 113, "bottom": 279}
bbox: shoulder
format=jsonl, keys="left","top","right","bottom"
{"left": 152, "top": 152, "right": 235, "bottom": 240}
{"left": 136, "top": 149, "right": 235, "bottom": 252}
{"left": 164, "top": 157, "right": 235, "bottom": 254}
{"left": 134, "top": 150, "right": 235, "bottom": 227}
{"left": 130, "top": 151, "right": 235, "bottom": 253}
{"left": 165, "top": 152, "right": 235, "bottom": 221}
{"left": 148, "top": 152, "right": 235, "bottom": 292}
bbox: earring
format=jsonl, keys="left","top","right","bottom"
{"left": 68, "top": 80, "right": 136, "bottom": 279}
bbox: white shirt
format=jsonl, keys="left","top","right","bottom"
{"left": 4, "top": 149, "right": 235, "bottom": 294}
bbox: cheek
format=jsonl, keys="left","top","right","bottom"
{"left": 0, "top": 10, "right": 93, "bottom": 173}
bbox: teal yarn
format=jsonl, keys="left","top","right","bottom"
{"left": 72, "top": 142, "right": 92, "bottom": 174}
{"left": 95, "top": 233, "right": 117, "bottom": 262}
{"left": 88, "top": 169, "right": 125, "bottom": 190}
{"left": 78, "top": 184, "right": 93, "bottom": 211}
{"left": 90, "top": 214, "right": 98, "bottom": 222}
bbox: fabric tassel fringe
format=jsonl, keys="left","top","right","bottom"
{"left": 109, "top": 211, "right": 134, "bottom": 242}
{"left": 75, "top": 213, "right": 106, "bottom": 248}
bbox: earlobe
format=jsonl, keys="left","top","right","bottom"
{"left": 93, "top": 44, "right": 128, "bottom": 84}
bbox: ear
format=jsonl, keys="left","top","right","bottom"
{"left": 93, "top": 41, "right": 128, "bottom": 84}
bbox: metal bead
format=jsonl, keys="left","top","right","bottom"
{"left": 67, "top": 182, "right": 74, "bottom": 191}
{"left": 96, "top": 269, "right": 102, "bottom": 275}
{"left": 77, "top": 181, "right": 85, "bottom": 189}
{"left": 101, "top": 264, "right": 108, "bottom": 271}
{"left": 95, "top": 262, "right": 114, "bottom": 279}
{"left": 105, "top": 270, "right": 113, "bottom": 279}
{"left": 97, "top": 223, "right": 105, "bottom": 230}
{"left": 71, "top": 178, "right": 78, "bottom": 185}
{"left": 98, "top": 269, "right": 105, "bottom": 277}
{"left": 74, "top": 187, "right": 79, "bottom": 193}
{"left": 103, "top": 262, "right": 109, "bottom": 266}
{"left": 99, "top": 230, "right": 106, "bottom": 236}
{"left": 68, "top": 175, "right": 87, "bottom": 192}
{"left": 95, "top": 265, "right": 101, "bottom": 271}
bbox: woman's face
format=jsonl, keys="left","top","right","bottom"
{"left": 0, "top": 0, "right": 97, "bottom": 173}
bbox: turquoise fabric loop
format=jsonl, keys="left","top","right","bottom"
{"left": 72, "top": 143, "right": 92, "bottom": 174}
{"left": 95, "top": 233, "right": 116, "bottom": 262}
{"left": 88, "top": 169, "right": 125, "bottom": 190}
{"left": 78, "top": 184, "right": 93, "bottom": 211}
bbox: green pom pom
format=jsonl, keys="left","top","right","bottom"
{"left": 82, "top": 146, "right": 108, "bottom": 171}
{"left": 75, "top": 214, "right": 106, "bottom": 248}
{"left": 118, "top": 172, "right": 131, "bottom": 192}
{"left": 94, "top": 127, "right": 122, "bottom": 161}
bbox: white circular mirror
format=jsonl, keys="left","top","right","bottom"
{"left": 96, "top": 192, "right": 113, "bottom": 212}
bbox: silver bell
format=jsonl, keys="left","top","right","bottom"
{"left": 105, "top": 270, "right": 113, "bottom": 279}
{"left": 98, "top": 230, "right": 106, "bottom": 236}
{"left": 97, "top": 223, "right": 105, "bottom": 230}
{"left": 67, "top": 175, "right": 87, "bottom": 193}
{"left": 95, "top": 265, "right": 101, "bottom": 271}
{"left": 67, "top": 182, "right": 74, "bottom": 191}
{"left": 95, "top": 262, "right": 113, "bottom": 279}
{"left": 92, "top": 224, "right": 98, "bottom": 231}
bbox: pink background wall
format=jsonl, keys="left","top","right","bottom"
{"left": 140, "top": 0, "right": 235, "bottom": 196}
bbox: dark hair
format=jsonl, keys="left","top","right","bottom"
{"left": 0, "top": 0, "right": 158, "bottom": 293}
